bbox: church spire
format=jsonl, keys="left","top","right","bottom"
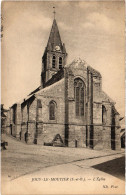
{"left": 41, "top": 9, "right": 67, "bottom": 88}
{"left": 46, "top": 18, "right": 63, "bottom": 52}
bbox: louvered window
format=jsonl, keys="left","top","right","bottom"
{"left": 59, "top": 57, "right": 62, "bottom": 69}
{"left": 52, "top": 55, "right": 56, "bottom": 68}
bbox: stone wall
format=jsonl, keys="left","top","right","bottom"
{"left": 6, "top": 110, "right": 11, "bottom": 134}
{"left": 5, "top": 61, "right": 121, "bottom": 150}
{"left": 21, "top": 123, "right": 27, "bottom": 142}
{"left": 68, "top": 125, "right": 86, "bottom": 148}
{"left": 35, "top": 79, "right": 65, "bottom": 145}
{"left": 42, "top": 123, "right": 65, "bottom": 144}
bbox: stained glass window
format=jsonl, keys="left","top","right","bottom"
{"left": 49, "top": 101, "right": 56, "bottom": 120}
{"left": 74, "top": 78, "right": 84, "bottom": 116}
{"left": 59, "top": 57, "right": 62, "bottom": 69}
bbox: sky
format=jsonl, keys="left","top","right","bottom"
{"left": 1, "top": 1, "right": 125, "bottom": 116}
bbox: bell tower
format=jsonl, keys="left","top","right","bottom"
{"left": 41, "top": 9, "right": 67, "bottom": 88}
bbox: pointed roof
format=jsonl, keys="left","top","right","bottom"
{"left": 46, "top": 19, "right": 63, "bottom": 52}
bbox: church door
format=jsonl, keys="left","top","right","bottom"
{"left": 24, "top": 132, "right": 28, "bottom": 143}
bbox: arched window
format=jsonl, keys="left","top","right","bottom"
{"left": 74, "top": 78, "right": 84, "bottom": 116}
{"left": 37, "top": 99, "right": 42, "bottom": 121}
{"left": 102, "top": 105, "right": 107, "bottom": 124}
{"left": 49, "top": 101, "right": 56, "bottom": 120}
{"left": 59, "top": 57, "right": 62, "bottom": 69}
{"left": 52, "top": 55, "right": 56, "bottom": 68}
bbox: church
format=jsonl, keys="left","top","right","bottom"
{"left": 6, "top": 16, "right": 121, "bottom": 150}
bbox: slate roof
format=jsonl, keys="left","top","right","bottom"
{"left": 28, "top": 86, "right": 41, "bottom": 96}
{"left": 43, "top": 19, "right": 66, "bottom": 55}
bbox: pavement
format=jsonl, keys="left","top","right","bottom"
{"left": 1, "top": 134, "right": 125, "bottom": 195}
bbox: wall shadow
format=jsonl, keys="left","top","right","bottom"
{"left": 92, "top": 156, "right": 125, "bottom": 181}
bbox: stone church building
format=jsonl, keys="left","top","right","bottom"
{"left": 6, "top": 18, "right": 121, "bottom": 150}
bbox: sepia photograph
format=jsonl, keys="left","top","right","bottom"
{"left": 1, "top": 1, "right": 125, "bottom": 194}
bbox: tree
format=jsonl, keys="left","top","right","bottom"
{"left": 1, "top": 104, "right": 8, "bottom": 134}
{"left": 1, "top": 15, "right": 3, "bottom": 40}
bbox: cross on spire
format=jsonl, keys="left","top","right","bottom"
{"left": 53, "top": 6, "right": 56, "bottom": 19}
